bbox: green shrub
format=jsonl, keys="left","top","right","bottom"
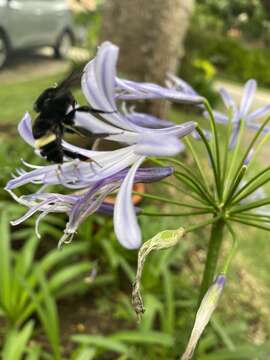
{"left": 181, "top": 28, "right": 270, "bottom": 88}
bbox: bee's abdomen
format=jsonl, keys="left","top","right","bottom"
{"left": 40, "top": 139, "right": 64, "bottom": 163}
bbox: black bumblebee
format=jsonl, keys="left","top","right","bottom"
{"left": 32, "top": 72, "right": 111, "bottom": 164}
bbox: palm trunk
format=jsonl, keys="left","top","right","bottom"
{"left": 100, "top": 0, "right": 194, "bottom": 118}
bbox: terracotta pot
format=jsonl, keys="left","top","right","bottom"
{"left": 105, "top": 183, "right": 145, "bottom": 205}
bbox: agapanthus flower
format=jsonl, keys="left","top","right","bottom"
{"left": 209, "top": 79, "right": 270, "bottom": 148}
{"left": 181, "top": 275, "right": 226, "bottom": 360}
{"left": 6, "top": 41, "right": 198, "bottom": 249}
{"left": 7, "top": 166, "right": 173, "bottom": 248}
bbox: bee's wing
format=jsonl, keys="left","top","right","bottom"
{"left": 56, "top": 69, "right": 83, "bottom": 95}
{"left": 63, "top": 122, "right": 110, "bottom": 140}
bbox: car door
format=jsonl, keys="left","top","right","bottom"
{"left": 31, "top": 0, "right": 70, "bottom": 46}
{"left": 6, "top": 0, "right": 44, "bottom": 48}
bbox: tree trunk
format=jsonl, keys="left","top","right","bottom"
{"left": 100, "top": 0, "right": 194, "bottom": 118}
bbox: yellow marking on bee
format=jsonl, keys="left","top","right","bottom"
{"left": 35, "top": 134, "right": 57, "bottom": 149}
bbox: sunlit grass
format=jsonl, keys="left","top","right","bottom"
{"left": 0, "top": 70, "right": 86, "bottom": 124}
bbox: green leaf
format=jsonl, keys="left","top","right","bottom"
{"left": 22, "top": 267, "right": 61, "bottom": 360}
{"left": 40, "top": 242, "right": 89, "bottom": 272}
{"left": 71, "top": 334, "right": 128, "bottom": 354}
{"left": 161, "top": 270, "right": 175, "bottom": 334}
{"left": 48, "top": 262, "right": 91, "bottom": 294}
{"left": 71, "top": 347, "right": 96, "bottom": 360}
{"left": 112, "top": 331, "right": 174, "bottom": 347}
{"left": 0, "top": 212, "right": 12, "bottom": 312}
{"left": 2, "top": 321, "right": 34, "bottom": 360}
{"left": 139, "top": 294, "right": 162, "bottom": 332}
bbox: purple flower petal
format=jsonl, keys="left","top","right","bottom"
{"left": 166, "top": 73, "right": 198, "bottom": 96}
{"left": 246, "top": 122, "right": 270, "bottom": 134}
{"left": 239, "top": 79, "right": 257, "bottom": 118}
{"left": 116, "top": 78, "right": 204, "bottom": 104}
{"left": 98, "top": 202, "right": 141, "bottom": 216}
{"left": 135, "top": 134, "right": 184, "bottom": 156}
{"left": 73, "top": 111, "right": 124, "bottom": 135}
{"left": 82, "top": 42, "right": 136, "bottom": 132}
{"left": 229, "top": 123, "right": 241, "bottom": 149}
{"left": 147, "top": 121, "right": 195, "bottom": 137}
{"left": 125, "top": 111, "right": 174, "bottom": 128}
{"left": 18, "top": 113, "right": 35, "bottom": 147}
{"left": 204, "top": 110, "right": 228, "bottom": 124}
{"left": 5, "top": 146, "right": 142, "bottom": 189}
{"left": 246, "top": 104, "right": 270, "bottom": 122}
{"left": 219, "top": 88, "right": 235, "bottom": 109}
{"left": 114, "top": 157, "right": 145, "bottom": 249}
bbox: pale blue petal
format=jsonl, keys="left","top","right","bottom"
{"left": 18, "top": 113, "right": 35, "bottom": 147}
{"left": 135, "top": 134, "right": 185, "bottom": 156}
{"left": 73, "top": 111, "right": 124, "bottom": 135}
{"left": 82, "top": 42, "right": 136, "bottom": 131}
{"left": 239, "top": 79, "right": 257, "bottom": 118}
{"left": 219, "top": 87, "right": 235, "bottom": 109}
{"left": 114, "top": 157, "right": 145, "bottom": 249}
{"left": 246, "top": 104, "right": 270, "bottom": 122}
{"left": 204, "top": 110, "right": 228, "bottom": 124}
{"left": 115, "top": 78, "right": 204, "bottom": 104}
{"left": 6, "top": 146, "right": 142, "bottom": 189}
{"left": 166, "top": 73, "right": 198, "bottom": 96}
{"left": 125, "top": 111, "right": 174, "bottom": 128}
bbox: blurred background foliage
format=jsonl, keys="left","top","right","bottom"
{"left": 1, "top": 0, "right": 270, "bottom": 359}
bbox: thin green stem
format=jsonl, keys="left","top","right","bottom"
{"left": 234, "top": 212, "right": 270, "bottom": 221}
{"left": 198, "top": 218, "right": 225, "bottom": 303}
{"left": 174, "top": 171, "right": 216, "bottom": 206}
{"left": 230, "top": 216, "right": 270, "bottom": 231}
{"left": 203, "top": 100, "right": 222, "bottom": 199}
{"left": 133, "top": 191, "right": 199, "bottom": 210}
{"left": 139, "top": 187, "right": 212, "bottom": 210}
{"left": 151, "top": 156, "right": 213, "bottom": 204}
{"left": 185, "top": 216, "right": 220, "bottom": 234}
{"left": 230, "top": 167, "right": 270, "bottom": 205}
{"left": 139, "top": 210, "right": 212, "bottom": 217}
{"left": 196, "top": 126, "right": 219, "bottom": 199}
{"left": 223, "top": 165, "right": 247, "bottom": 206}
{"left": 151, "top": 157, "right": 195, "bottom": 177}
{"left": 221, "top": 116, "right": 233, "bottom": 192}
{"left": 223, "top": 119, "right": 245, "bottom": 199}
{"left": 230, "top": 115, "right": 270, "bottom": 192}
{"left": 184, "top": 137, "right": 209, "bottom": 190}
{"left": 245, "top": 127, "right": 270, "bottom": 171}
{"left": 230, "top": 197, "right": 270, "bottom": 214}
{"left": 159, "top": 180, "right": 208, "bottom": 205}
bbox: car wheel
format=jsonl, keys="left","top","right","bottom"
{"left": 54, "top": 31, "right": 73, "bottom": 59}
{"left": 0, "top": 33, "right": 8, "bottom": 70}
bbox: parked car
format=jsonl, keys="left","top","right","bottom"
{"left": 0, "top": 0, "right": 79, "bottom": 68}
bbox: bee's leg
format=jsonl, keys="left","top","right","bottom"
{"left": 55, "top": 164, "right": 62, "bottom": 183}
{"left": 56, "top": 163, "right": 76, "bottom": 185}
{"left": 92, "top": 138, "right": 101, "bottom": 151}
{"left": 63, "top": 110, "right": 76, "bottom": 126}
{"left": 63, "top": 149, "right": 102, "bottom": 168}
{"left": 75, "top": 105, "right": 117, "bottom": 114}
{"left": 73, "top": 160, "right": 82, "bottom": 181}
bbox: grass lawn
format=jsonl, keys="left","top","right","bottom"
{"left": 0, "top": 70, "right": 86, "bottom": 124}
